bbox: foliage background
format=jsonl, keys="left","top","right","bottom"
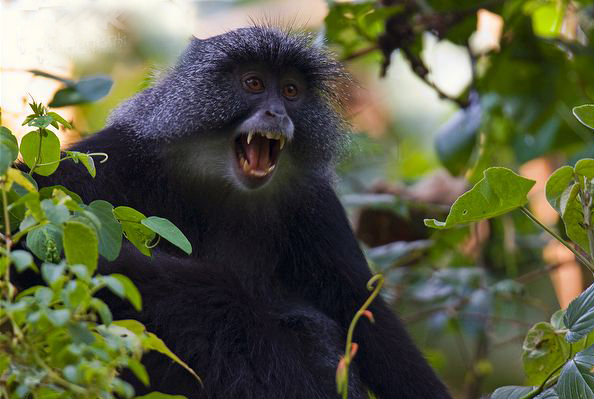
{"left": 3, "top": 0, "right": 594, "bottom": 397}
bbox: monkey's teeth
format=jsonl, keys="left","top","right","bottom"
{"left": 247, "top": 132, "right": 254, "bottom": 145}
{"left": 240, "top": 157, "right": 250, "bottom": 172}
{"left": 250, "top": 170, "right": 267, "bottom": 177}
{"left": 280, "top": 137, "right": 285, "bottom": 150}
{"left": 267, "top": 165, "right": 276, "bottom": 173}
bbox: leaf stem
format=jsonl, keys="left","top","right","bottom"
{"left": 28, "top": 128, "right": 44, "bottom": 175}
{"left": 34, "top": 152, "right": 109, "bottom": 167}
{"left": 520, "top": 206, "right": 594, "bottom": 273}
{"left": 1, "top": 178, "right": 13, "bottom": 297}
{"left": 518, "top": 358, "right": 565, "bottom": 399}
{"left": 578, "top": 176, "right": 594, "bottom": 271}
{"left": 339, "top": 274, "right": 384, "bottom": 399}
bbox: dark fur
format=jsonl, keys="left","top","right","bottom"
{"left": 31, "top": 27, "right": 451, "bottom": 398}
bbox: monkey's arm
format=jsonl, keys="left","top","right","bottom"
{"left": 283, "top": 186, "right": 451, "bottom": 399}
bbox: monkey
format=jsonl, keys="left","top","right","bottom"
{"left": 29, "top": 26, "right": 452, "bottom": 398}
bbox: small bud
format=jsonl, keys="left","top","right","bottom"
{"left": 350, "top": 342, "right": 359, "bottom": 359}
{"left": 362, "top": 310, "right": 375, "bottom": 323}
{"left": 336, "top": 356, "right": 347, "bottom": 393}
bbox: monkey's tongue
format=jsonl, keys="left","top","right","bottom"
{"left": 244, "top": 134, "right": 271, "bottom": 171}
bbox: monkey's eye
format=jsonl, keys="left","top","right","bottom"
{"left": 282, "top": 84, "right": 299, "bottom": 99}
{"left": 243, "top": 77, "right": 265, "bottom": 93}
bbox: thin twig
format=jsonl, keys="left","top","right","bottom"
{"left": 342, "top": 45, "right": 379, "bottom": 62}
{"left": 520, "top": 206, "right": 594, "bottom": 273}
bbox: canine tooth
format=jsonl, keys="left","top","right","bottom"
{"left": 280, "top": 137, "right": 285, "bottom": 149}
{"left": 267, "top": 165, "right": 276, "bottom": 173}
{"left": 247, "top": 132, "right": 254, "bottom": 144}
{"left": 242, "top": 160, "right": 251, "bottom": 173}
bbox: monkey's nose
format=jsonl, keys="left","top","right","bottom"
{"left": 265, "top": 109, "right": 284, "bottom": 118}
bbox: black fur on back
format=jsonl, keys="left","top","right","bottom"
{"left": 27, "top": 26, "right": 452, "bottom": 399}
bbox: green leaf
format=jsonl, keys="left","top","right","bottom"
{"left": 41, "top": 262, "right": 66, "bottom": 286}
{"left": 63, "top": 220, "right": 99, "bottom": 273}
{"left": 545, "top": 165, "right": 574, "bottom": 212}
{"left": 48, "top": 88, "right": 86, "bottom": 108}
{"left": 141, "top": 216, "right": 192, "bottom": 255}
{"left": 559, "top": 184, "right": 590, "bottom": 254}
{"left": 522, "top": 322, "right": 570, "bottom": 385}
{"left": 47, "top": 309, "right": 70, "bottom": 327}
{"left": 575, "top": 159, "right": 594, "bottom": 180}
{"left": 20, "top": 129, "right": 61, "bottom": 176}
{"left": 26, "top": 224, "right": 63, "bottom": 263}
{"left": 551, "top": 309, "right": 566, "bottom": 329}
{"left": 530, "top": 3, "right": 564, "bottom": 38}
{"left": 76, "top": 76, "right": 113, "bottom": 101}
{"left": 40, "top": 199, "right": 70, "bottom": 225}
{"left": 424, "top": 167, "right": 536, "bottom": 229}
{"left": 67, "top": 322, "right": 95, "bottom": 345}
{"left": 27, "top": 115, "right": 53, "bottom": 128}
{"left": 536, "top": 388, "right": 558, "bottom": 399}
{"left": 557, "top": 344, "right": 594, "bottom": 398}
{"left": 49, "top": 76, "right": 113, "bottom": 107}
{"left": 114, "top": 206, "right": 155, "bottom": 256}
{"left": 87, "top": 200, "right": 122, "bottom": 261}
{"left": 145, "top": 332, "right": 202, "bottom": 385}
{"left": 10, "top": 250, "right": 35, "bottom": 273}
{"left": 39, "top": 185, "right": 83, "bottom": 204}
{"left": 491, "top": 386, "right": 536, "bottom": 399}
{"left": 127, "top": 359, "right": 150, "bottom": 387}
{"left": 573, "top": 105, "right": 594, "bottom": 130}
{"left": 90, "top": 298, "right": 112, "bottom": 325}
{"left": 0, "top": 126, "right": 18, "bottom": 175}
{"left": 46, "top": 112, "right": 72, "bottom": 129}
{"left": 105, "top": 273, "right": 142, "bottom": 311}
{"left": 565, "top": 283, "right": 594, "bottom": 343}
{"left": 6, "top": 168, "right": 36, "bottom": 193}
{"left": 65, "top": 151, "right": 96, "bottom": 177}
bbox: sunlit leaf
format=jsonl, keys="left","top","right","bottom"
{"left": 573, "top": 105, "right": 594, "bottom": 130}
{"left": 424, "top": 167, "right": 535, "bottom": 229}
{"left": 20, "top": 129, "right": 61, "bottom": 176}
{"left": 63, "top": 220, "right": 99, "bottom": 273}
{"left": 545, "top": 165, "right": 574, "bottom": 212}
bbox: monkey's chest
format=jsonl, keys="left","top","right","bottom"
{"left": 132, "top": 288, "right": 366, "bottom": 399}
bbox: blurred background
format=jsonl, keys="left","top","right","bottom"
{"left": 2, "top": 0, "right": 594, "bottom": 397}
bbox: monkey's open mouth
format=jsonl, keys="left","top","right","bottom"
{"left": 235, "top": 132, "right": 285, "bottom": 179}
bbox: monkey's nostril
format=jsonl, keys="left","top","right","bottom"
{"left": 265, "top": 110, "right": 276, "bottom": 118}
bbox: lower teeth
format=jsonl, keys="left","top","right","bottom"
{"left": 239, "top": 155, "right": 275, "bottom": 177}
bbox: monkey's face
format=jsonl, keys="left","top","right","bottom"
{"left": 230, "top": 65, "right": 303, "bottom": 190}
{"left": 148, "top": 29, "right": 348, "bottom": 198}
